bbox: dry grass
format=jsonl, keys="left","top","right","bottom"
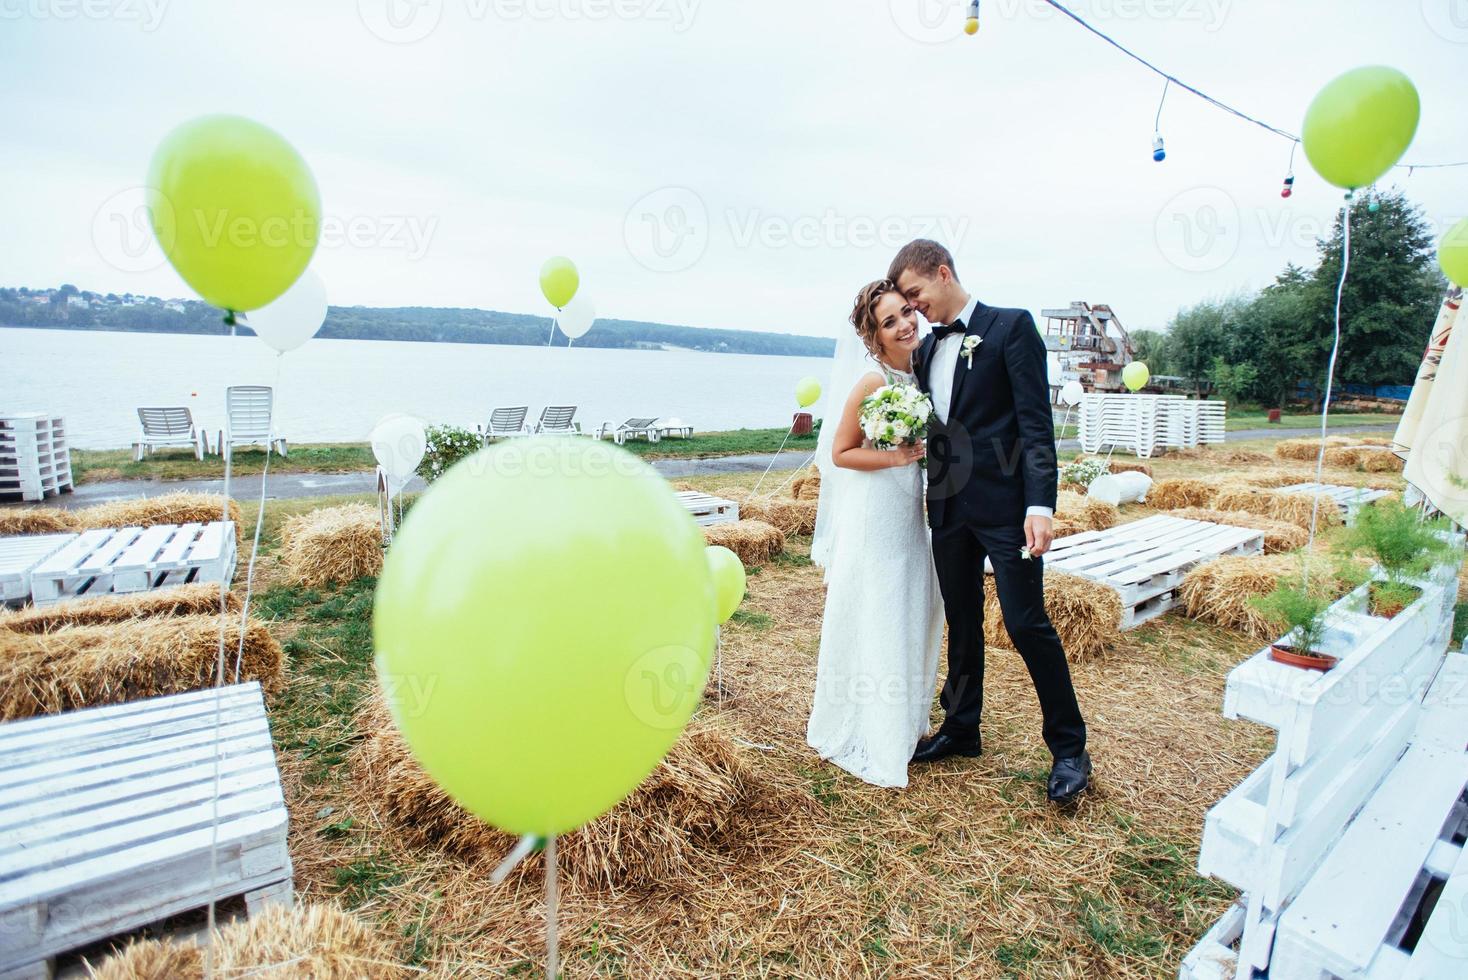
{"left": 0, "top": 506, "right": 79, "bottom": 535}
{"left": 0, "top": 583, "right": 240, "bottom": 633}
{"left": 278, "top": 504, "right": 384, "bottom": 587}
{"left": 1178, "top": 555, "right": 1298, "bottom": 641}
{"left": 1165, "top": 508, "right": 1310, "bottom": 555}
{"left": 0, "top": 613, "right": 284, "bottom": 720}
{"left": 1274, "top": 436, "right": 1356, "bottom": 461}
{"left": 352, "top": 694, "right": 816, "bottom": 894}
{"left": 731, "top": 494, "right": 819, "bottom": 536}
{"left": 75, "top": 493, "right": 245, "bottom": 547}
{"left": 983, "top": 570, "right": 1124, "bottom": 663}
{"left": 702, "top": 519, "right": 785, "bottom": 566}
{"left": 1056, "top": 490, "right": 1119, "bottom": 532}
{"left": 1212, "top": 486, "right": 1344, "bottom": 531}
{"left": 790, "top": 466, "right": 822, "bottom": 500}
{"left": 86, "top": 903, "right": 408, "bottom": 980}
{"left": 1146, "top": 479, "right": 1216, "bottom": 510}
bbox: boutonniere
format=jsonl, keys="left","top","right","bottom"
{"left": 1020, "top": 546, "right": 1033, "bottom": 561}
{"left": 961, "top": 334, "right": 982, "bottom": 369}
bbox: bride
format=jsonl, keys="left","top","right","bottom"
{"left": 806, "top": 279, "right": 944, "bottom": 789}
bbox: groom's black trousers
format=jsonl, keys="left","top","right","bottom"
{"left": 930, "top": 519, "right": 1087, "bottom": 760}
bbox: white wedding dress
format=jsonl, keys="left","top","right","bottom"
{"left": 806, "top": 361, "right": 945, "bottom": 789}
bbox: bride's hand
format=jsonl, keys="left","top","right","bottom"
{"left": 891, "top": 441, "right": 926, "bottom": 467}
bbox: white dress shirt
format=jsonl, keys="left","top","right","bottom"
{"left": 928, "top": 294, "right": 1053, "bottom": 520}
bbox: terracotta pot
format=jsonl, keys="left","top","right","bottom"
{"left": 1269, "top": 644, "right": 1338, "bottom": 672}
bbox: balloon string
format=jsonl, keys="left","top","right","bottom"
{"left": 752, "top": 423, "right": 796, "bottom": 495}
{"left": 548, "top": 313, "right": 558, "bottom": 346}
{"left": 489, "top": 833, "right": 541, "bottom": 883}
{"left": 233, "top": 352, "right": 283, "bottom": 682}
{"left": 762, "top": 450, "right": 819, "bottom": 499}
{"left": 546, "top": 835, "right": 560, "bottom": 979}
{"left": 715, "top": 626, "right": 723, "bottom": 710}
{"left": 1305, "top": 201, "right": 1351, "bottom": 588}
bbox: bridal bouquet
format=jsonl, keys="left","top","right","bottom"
{"left": 859, "top": 382, "right": 933, "bottom": 464}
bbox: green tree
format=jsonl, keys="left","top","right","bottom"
{"left": 1226, "top": 269, "right": 1329, "bottom": 409}
{"left": 1166, "top": 296, "right": 1244, "bottom": 393}
{"left": 1129, "top": 328, "right": 1170, "bottom": 376}
{"left": 1208, "top": 355, "right": 1259, "bottom": 403}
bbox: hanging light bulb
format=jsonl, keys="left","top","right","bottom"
{"left": 965, "top": 0, "right": 979, "bottom": 35}
{"left": 1151, "top": 79, "right": 1169, "bottom": 163}
{"left": 1152, "top": 134, "right": 1166, "bottom": 162}
{"left": 1281, "top": 141, "right": 1298, "bottom": 198}
{"left": 1281, "top": 175, "right": 1295, "bottom": 199}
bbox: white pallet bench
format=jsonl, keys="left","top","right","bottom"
{"left": 676, "top": 490, "right": 739, "bottom": 527}
{"left": 0, "top": 683, "right": 292, "bottom": 979}
{"left": 24, "top": 522, "right": 236, "bottom": 607}
{"left": 1277, "top": 481, "right": 1391, "bottom": 524}
{"left": 1045, "top": 515, "right": 1264, "bottom": 629}
{"left": 0, "top": 534, "right": 77, "bottom": 607}
{"left": 1184, "top": 543, "right": 1468, "bottom": 980}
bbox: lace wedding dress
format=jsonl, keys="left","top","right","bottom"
{"left": 806, "top": 365, "right": 945, "bottom": 789}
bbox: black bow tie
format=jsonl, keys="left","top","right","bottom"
{"left": 931, "top": 320, "right": 966, "bottom": 341}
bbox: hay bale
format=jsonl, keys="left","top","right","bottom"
{"left": 1179, "top": 554, "right": 1297, "bottom": 640}
{"left": 1212, "top": 486, "right": 1343, "bottom": 531}
{"left": 279, "top": 504, "right": 384, "bottom": 587}
{"left": 75, "top": 493, "right": 245, "bottom": 548}
{"left": 1055, "top": 490, "right": 1119, "bottom": 531}
{"left": 0, "top": 613, "right": 284, "bottom": 721}
{"left": 1147, "top": 478, "right": 1215, "bottom": 510}
{"left": 1166, "top": 508, "right": 1309, "bottom": 555}
{"left": 0, "top": 584, "right": 241, "bottom": 634}
{"left": 983, "top": 570, "right": 1122, "bottom": 663}
{"left": 1108, "top": 460, "right": 1153, "bottom": 477}
{"left": 790, "top": 466, "right": 822, "bottom": 500}
{"left": 702, "top": 520, "right": 784, "bottom": 566}
{"left": 1274, "top": 436, "right": 1355, "bottom": 461}
{"left": 1241, "top": 467, "right": 1316, "bottom": 489}
{"left": 0, "top": 507, "right": 79, "bottom": 535}
{"left": 1052, "top": 516, "right": 1089, "bottom": 539}
{"left": 352, "top": 694, "right": 808, "bottom": 892}
{"left": 1358, "top": 447, "right": 1404, "bottom": 473}
{"left": 1323, "top": 446, "right": 1365, "bottom": 469}
{"left": 732, "top": 495, "right": 818, "bottom": 536}
{"left": 87, "top": 902, "right": 407, "bottom": 979}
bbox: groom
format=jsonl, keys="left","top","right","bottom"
{"left": 889, "top": 240, "right": 1092, "bottom": 805}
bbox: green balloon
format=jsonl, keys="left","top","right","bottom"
{"left": 147, "top": 115, "right": 320, "bottom": 312}
{"left": 539, "top": 256, "right": 580, "bottom": 309}
{"left": 1302, "top": 66, "right": 1419, "bottom": 190}
{"left": 1122, "top": 361, "right": 1150, "bottom": 392}
{"left": 706, "top": 545, "right": 746, "bottom": 623}
{"left": 795, "top": 376, "right": 822, "bottom": 408}
{"left": 373, "top": 437, "right": 715, "bottom": 836}
{"left": 1441, "top": 218, "right": 1468, "bottom": 288}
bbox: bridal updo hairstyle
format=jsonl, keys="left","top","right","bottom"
{"left": 849, "top": 278, "right": 900, "bottom": 361}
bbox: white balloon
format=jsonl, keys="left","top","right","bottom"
{"left": 557, "top": 294, "right": 596, "bottom": 340}
{"left": 1060, "top": 380, "right": 1085, "bottom": 406}
{"left": 246, "top": 269, "right": 327, "bottom": 353}
{"left": 371, "top": 414, "right": 426, "bottom": 493}
{"left": 1088, "top": 472, "right": 1152, "bottom": 505}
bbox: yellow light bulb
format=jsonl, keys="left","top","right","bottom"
{"left": 964, "top": 17, "right": 979, "bottom": 34}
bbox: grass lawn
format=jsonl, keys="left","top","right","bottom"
{"left": 1221, "top": 410, "right": 1400, "bottom": 432}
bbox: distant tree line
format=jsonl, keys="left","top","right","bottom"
{"left": 0, "top": 288, "right": 837, "bottom": 359}
{"left": 1128, "top": 190, "right": 1445, "bottom": 408}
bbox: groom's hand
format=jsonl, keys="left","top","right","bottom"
{"left": 1024, "top": 514, "right": 1054, "bottom": 557}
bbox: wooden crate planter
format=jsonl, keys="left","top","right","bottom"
{"left": 0, "top": 534, "right": 77, "bottom": 607}
{"left": 0, "top": 683, "right": 292, "bottom": 979}
{"left": 1185, "top": 543, "right": 1468, "bottom": 979}
{"left": 0, "top": 415, "right": 72, "bottom": 504}
{"left": 24, "top": 522, "right": 237, "bottom": 606}
{"left": 676, "top": 490, "right": 739, "bottom": 527}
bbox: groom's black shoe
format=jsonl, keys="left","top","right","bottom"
{"left": 1047, "top": 752, "right": 1093, "bottom": 805}
{"left": 911, "top": 731, "right": 982, "bottom": 763}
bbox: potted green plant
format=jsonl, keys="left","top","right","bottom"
{"left": 1251, "top": 582, "right": 1338, "bottom": 671}
{"left": 1339, "top": 500, "right": 1454, "bottom": 619}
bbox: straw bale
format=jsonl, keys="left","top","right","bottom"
{"left": 1147, "top": 478, "right": 1215, "bottom": 510}
{"left": 87, "top": 903, "right": 408, "bottom": 979}
{"left": 983, "top": 570, "right": 1122, "bottom": 663}
{"left": 732, "top": 495, "right": 818, "bottom": 536}
{"left": 1357, "top": 447, "right": 1404, "bottom": 473}
{"left": 1107, "top": 460, "right": 1153, "bottom": 477}
{"left": 0, "top": 613, "right": 284, "bottom": 721}
{"left": 1055, "top": 490, "right": 1119, "bottom": 532}
{"left": 278, "top": 504, "right": 384, "bottom": 587}
{"left": 702, "top": 520, "right": 784, "bottom": 566}
{"left": 75, "top": 493, "right": 245, "bottom": 547}
{"left": 1165, "top": 508, "right": 1309, "bottom": 554}
{"left": 0, "top": 583, "right": 240, "bottom": 634}
{"left": 1212, "top": 486, "right": 1343, "bottom": 530}
{"left": 1179, "top": 554, "right": 1300, "bottom": 640}
{"left": 790, "top": 466, "right": 822, "bottom": 500}
{"left": 1322, "top": 446, "right": 1365, "bottom": 469}
{"left": 0, "top": 507, "right": 79, "bottom": 535}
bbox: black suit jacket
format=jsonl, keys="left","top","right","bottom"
{"left": 914, "top": 301, "right": 1058, "bottom": 529}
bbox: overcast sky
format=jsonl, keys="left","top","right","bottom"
{"left": 1, "top": 0, "right": 1464, "bottom": 343}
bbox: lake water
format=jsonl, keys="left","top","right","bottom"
{"left": 0, "top": 328, "right": 835, "bottom": 450}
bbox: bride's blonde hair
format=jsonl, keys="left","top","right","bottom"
{"left": 849, "top": 279, "right": 900, "bottom": 361}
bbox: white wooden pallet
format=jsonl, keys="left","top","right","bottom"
{"left": 1277, "top": 482, "right": 1391, "bottom": 524}
{"left": 0, "top": 683, "right": 292, "bottom": 979}
{"left": 0, "top": 415, "right": 72, "bottom": 502}
{"left": 0, "top": 533, "right": 78, "bottom": 607}
{"left": 676, "top": 490, "right": 740, "bottom": 527}
{"left": 23, "top": 522, "right": 236, "bottom": 606}
{"left": 1045, "top": 514, "right": 1264, "bottom": 629}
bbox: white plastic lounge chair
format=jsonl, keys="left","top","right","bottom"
{"left": 218, "top": 385, "right": 287, "bottom": 462}
{"left": 134, "top": 407, "right": 206, "bottom": 461}
{"left": 658, "top": 417, "right": 693, "bottom": 439}
{"left": 534, "top": 406, "right": 581, "bottom": 436}
{"left": 478, "top": 406, "right": 532, "bottom": 443}
{"left": 594, "top": 418, "right": 662, "bottom": 445}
